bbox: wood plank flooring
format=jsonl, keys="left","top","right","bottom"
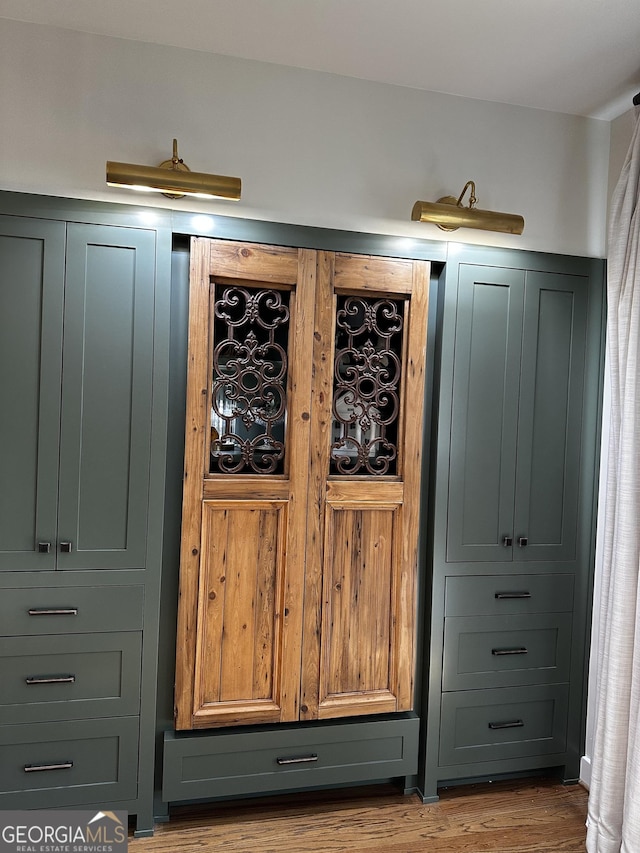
{"left": 129, "top": 776, "right": 589, "bottom": 853}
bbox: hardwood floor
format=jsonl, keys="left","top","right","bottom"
{"left": 129, "top": 776, "right": 589, "bottom": 852}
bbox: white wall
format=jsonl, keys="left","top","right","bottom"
{"left": 0, "top": 17, "right": 611, "bottom": 257}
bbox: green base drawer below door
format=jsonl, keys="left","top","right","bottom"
{"left": 0, "top": 717, "right": 139, "bottom": 808}
{"left": 1, "top": 586, "right": 144, "bottom": 636}
{"left": 442, "top": 613, "right": 571, "bottom": 691}
{"left": 439, "top": 685, "right": 568, "bottom": 766}
{"left": 444, "top": 575, "right": 574, "bottom": 617}
{"left": 0, "top": 633, "right": 142, "bottom": 724}
{"left": 163, "top": 716, "right": 419, "bottom": 802}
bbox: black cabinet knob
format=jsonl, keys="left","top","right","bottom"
{"left": 59, "top": 541, "right": 72, "bottom": 553}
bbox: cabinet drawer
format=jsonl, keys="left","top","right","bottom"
{"left": 442, "top": 613, "right": 571, "bottom": 691}
{"left": 0, "top": 633, "right": 142, "bottom": 724}
{"left": 444, "top": 574, "right": 574, "bottom": 617}
{"left": 0, "top": 586, "right": 144, "bottom": 635}
{"left": 439, "top": 685, "right": 568, "bottom": 767}
{"left": 163, "top": 716, "right": 419, "bottom": 802}
{"left": 0, "top": 717, "right": 138, "bottom": 808}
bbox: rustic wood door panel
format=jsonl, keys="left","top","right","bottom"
{"left": 174, "top": 239, "right": 316, "bottom": 729}
{"left": 175, "top": 240, "right": 430, "bottom": 729}
{"left": 301, "top": 252, "right": 429, "bottom": 721}
{"left": 192, "top": 501, "right": 287, "bottom": 726}
{"left": 318, "top": 502, "right": 401, "bottom": 718}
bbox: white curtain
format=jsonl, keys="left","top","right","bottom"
{"left": 587, "top": 106, "right": 640, "bottom": 853}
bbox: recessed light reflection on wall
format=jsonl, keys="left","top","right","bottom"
{"left": 191, "top": 215, "right": 216, "bottom": 232}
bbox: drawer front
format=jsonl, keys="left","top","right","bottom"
{"left": 442, "top": 613, "right": 571, "bottom": 690}
{"left": 439, "top": 685, "right": 568, "bottom": 766}
{"left": 0, "top": 633, "right": 142, "bottom": 724}
{"left": 445, "top": 574, "right": 574, "bottom": 617}
{"left": 163, "top": 716, "right": 419, "bottom": 802}
{"left": 0, "top": 717, "right": 139, "bottom": 807}
{"left": 0, "top": 586, "right": 144, "bottom": 636}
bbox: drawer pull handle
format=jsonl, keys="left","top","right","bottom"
{"left": 276, "top": 754, "right": 319, "bottom": 766}
{"left": 59, "top": 541, "right": 73, "bottom": 553}
{"left": 488, "top": 719, "right": 524, "bottom": 730}
{"left": 495, "top": 592, "right": 531, "bottom": 600}
{"left": 38, "top": 542, "right": 52, "bottom": 554}
{"left": 492, "top": 647, "right": 528, "bottom": 656}
{"left": 28, "top": 608, "right": 79, "bottom": 616}
{"left": 25, "top": 675, "right": 76, "bottom": 685}
{"left": 24, "top": 761, "right": 73, "bottom": 773}
{"left": 502, "top": 536, "right": 513, "bottom": 547}
{"left": 518, "top": 537, "right": 529, "bottom": 547}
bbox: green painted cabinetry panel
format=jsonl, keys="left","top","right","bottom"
{"left": 0, "top": 632, "right": 142, "bottom": 724}
{"left": 421, "top": 245, "right": 604, "bottom": 801}
{"left": 446, "top": 265, "right": 588, "bottom": 563}
{"left": 439, "top": 685, "right": 569, "bottom": 767}
{"left": 0, "top": 585, "right": 144, "bottom": 635}
{"left": 0, "top": 216, "right": 65, "bottom": 572}
{"left": 163, "top": 717, "right": 419, "bottom": 802}
{"left": 442, "top": 613, "right": 571, "bottom": 690}
{"left": 0, "top": 717, "right": 139, "bottom": 809}
{"left": 0, "top": 219, "right": 156, "bottom": 572}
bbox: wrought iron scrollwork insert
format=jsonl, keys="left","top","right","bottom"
{"left": 331, "top": 296, "right": 404, "bottom": 475}
{"left": 211, "top": 285, "right": 290, "bottom": 475}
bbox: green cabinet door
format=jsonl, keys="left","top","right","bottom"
{"left": 0, "top": 216, "right": 65, "bottom": 571}
{"left": 514, "top": 271, "right": 587, "bottom": 561}
{"left": 0, "top": 219, "right": 156, "bottom": 571}
{"left": 446, "top": 264, "right": 587, "bottom": 563}
{"left": 57, "top": 224, "right": 155, "bottom": 570}
{"left": 446, "top": 264, "right": 525, "bottom": 562}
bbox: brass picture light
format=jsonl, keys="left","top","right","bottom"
{"left": 411, "top": 180, "right": 524, "bottom": 234}
{"left": 106, "top": 139, "right": 241, "bottom": 200}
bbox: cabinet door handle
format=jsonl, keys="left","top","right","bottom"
{"left": 24, "top": 761, "right": 74, "bottom": 773}
{"left": 25, "top": 675, "right": 76, "bottom": 685}
{"left": 491, "top": 647, "right": 528, "bottom": 656}
{"left": 276, "top": 754, "right": 319, "bottom": 765}
{"left": 502, "top": 536, "right": 513, "bottom": 547}
{"left": 37, "top": 542, "right": 52, "bottom": 554}
{"left": 28, "top": 608, "right": 79, "bottom": 616}
{"left": 488, "top": 720, "right": 524, "bottom": 730}
{"left": 59, "top": 541, "right": 73, "bottom": 553}
{"left": 518, "top": 537, "right": 529, "bottom": 547}
{"left": 494, "top": 592, "right": 531, "bottom": 600}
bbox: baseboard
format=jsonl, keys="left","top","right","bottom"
{"left": 579, "top": 755, "right": 591, "bottom": 789}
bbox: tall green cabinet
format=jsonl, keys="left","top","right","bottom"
{"left": 420, "top": 244, "right": 604, "bottom": 800}
{"left": 0, "top": 201, "right": 171, "bottom": 835}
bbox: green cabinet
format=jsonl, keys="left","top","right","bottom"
{"left": 421, "top": 245, "right": 604, "bottom": 801}
{"left": 0, "top": 198, "right": 171, "bottom": 837}
{"left": 0, "top": 216, "right": 155, "bottom": 572}
{"left": 446, "top": 263, "right": 587, "bottom": 564}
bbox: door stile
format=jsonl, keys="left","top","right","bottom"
{"left": 300, "top": 251, "right": 337, "bottom": 720}
{"left": 174, "top": 238, "right": 214, "bottom": 729}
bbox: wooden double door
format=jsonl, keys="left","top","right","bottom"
{"left": 174, "top": 238, "right": 429, "bottom": 730}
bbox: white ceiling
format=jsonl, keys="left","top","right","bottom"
{"left": 1, "top": 0, "right": 639, "bottom": 119}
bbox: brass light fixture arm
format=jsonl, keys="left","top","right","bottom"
{"left": 455, "top": 180, "right": 477, "bottom": 209}
{"left": 411, "top": 179, "right": 524, "bottom": 235}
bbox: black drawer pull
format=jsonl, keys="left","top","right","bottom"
{"left": 502, "top": 536, "right": 513, "bottom": 547}
{"left": 25, "top": 675, "right": 76, "bottom": 685}
{"left": 488, "top": 719, "right": 524, "bottom": 730}
{"left": 518, "top": 537, "right": 529, "bottom": 547}
{"left": 38, "top": 542, "right": 52, "bottom": 554}
{"left": 24, "top": 761, "right": 73, "bottom": 773}
{"left": 492, "top": 647, "right": 528, "bottom": 656}
{"left": 28, "top": 608, "right": 79, "bottom": 616}
{"left": 276, "top": 754, "right": 319, "bottom": 766}
{"left": 495, "top": 592, "right": 531, "bottom": 600}
{"left": 59, "top": 541, "right": 73, "bottom": 553}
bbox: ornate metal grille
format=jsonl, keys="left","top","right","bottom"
{"left": 210, "top": 285, "right": 290, "bottom": 475}
{"left": 331, "top": 295, "right": 405, "bottom": 475}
